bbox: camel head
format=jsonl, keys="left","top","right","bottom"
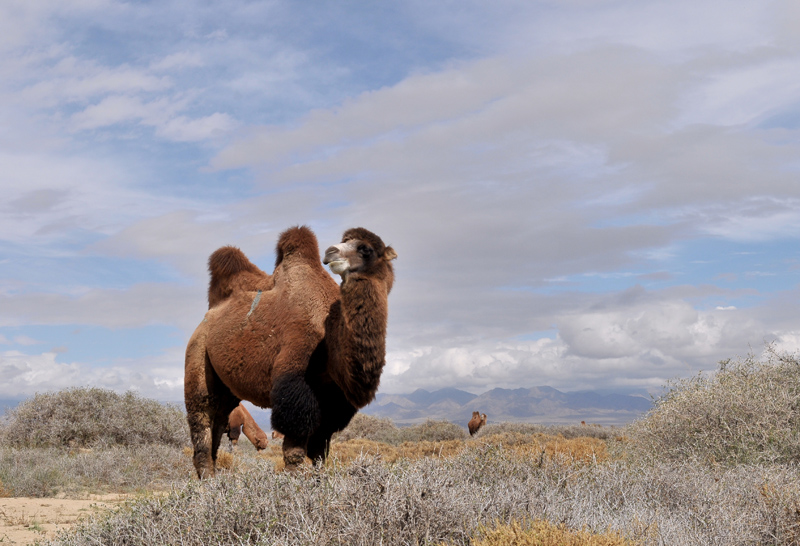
{"left": 323, "top": 227, "right": 397, "bottom": 287}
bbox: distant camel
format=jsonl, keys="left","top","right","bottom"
{"left": 271, "top": 430, "right": 284, "bottom": 440}
{"left": 185, "top": 226, "right": 396, "bottom": 476}
{"left": 227, "top": 403, "right": 269, "bottom": 450}
{"left": 468, "top": 411, "right": 487, "bottom": 436}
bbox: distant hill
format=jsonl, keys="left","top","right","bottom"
{"left": 1, "top": 387, "right": 651, "bottom": 431}
{"left": 361, "top": 386, "right": 651, "bottom": 426}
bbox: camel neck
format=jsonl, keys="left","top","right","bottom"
{"left": 330, "top": 275, "right": 389, "bottom": 408}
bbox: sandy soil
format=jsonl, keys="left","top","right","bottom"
{"left": 0, "top": 494, "right": 129, "bottom": 545}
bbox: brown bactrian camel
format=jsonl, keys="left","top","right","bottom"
{"left": 468, "top": 411, "right": 487, "bottom": 436}
{"left": 185, "top": 226, "right": 396, "bottom": 476}
{"left": 271, "top": 430, "right": 284, "bottom": 440}
{"left": 227, "top": 403, "right": 269, "bottom": 450}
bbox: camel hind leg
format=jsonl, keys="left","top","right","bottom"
{"left": 185, "top": 325, "right": 238, "bottom": 478}
{"left": 186, "top": 375, "right": 238, "bottom": 477}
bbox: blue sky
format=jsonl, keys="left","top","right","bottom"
{"left": 1, "top": 0, "right": 800, "bottom": 402}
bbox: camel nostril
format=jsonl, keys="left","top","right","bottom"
{"left": 323, "top": 246, "right": 339, "bottom": 264}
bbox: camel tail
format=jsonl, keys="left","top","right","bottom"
{"left": 207, "top": 246, "right": 262, "bottom": 307}
{"left": 275, "top": 225, "right": 320, "bottom": 267}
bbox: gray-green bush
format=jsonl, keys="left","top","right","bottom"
{"left": 0, "top": 445, "right": 192, "bottom": 497}
{"left": 44, "top": 450, "right": 800, "bottom": 546}
{"left": 625, "top": 346, "right": 800, "bottom": 466}
{"left": 0, "top": 387, "right": 189, "bottom": 448}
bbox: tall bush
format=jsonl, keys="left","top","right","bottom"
{"left": 625, "top": 346, "right": 800, "bottom": 465}
{"left": 0, "top": 387, "right": 189, "bottom": 448}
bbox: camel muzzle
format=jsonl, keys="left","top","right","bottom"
{"left": 323, "top": 244, "right": 351, "bottom": 275}
{"left": 322, "top": 246, "right": 340, "bottom": 265}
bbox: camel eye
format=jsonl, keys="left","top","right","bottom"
{"left": 358, "top": 245, "right": 373, "bottom": 258}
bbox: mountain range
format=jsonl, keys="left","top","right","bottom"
{"left": 0, "top": 387, "right": 653, "bottom": 430}
{"left": 360, "top": 386, "right": 653, "bottom": 427}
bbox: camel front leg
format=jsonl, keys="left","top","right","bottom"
{"left": 306, "top": 386, "right": 357, "bottom": 466}
{"left": 271, "top": 372, "right": 322, "bottom": 471}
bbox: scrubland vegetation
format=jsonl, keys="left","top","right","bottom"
{"left": 0, "top": 348, "right": 798, "bottom": 544}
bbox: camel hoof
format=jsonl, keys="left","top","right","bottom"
{"left": 283, "top": 446, "right": 307, "bottom": 471}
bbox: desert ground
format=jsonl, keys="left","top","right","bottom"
{"left": 0, "top": 495, "right": 128, "bottom": 545}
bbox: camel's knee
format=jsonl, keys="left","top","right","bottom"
{"left": 270, "top": 375, "right": 321, "bottom": 439}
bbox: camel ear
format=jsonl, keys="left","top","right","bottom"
{"left": 384, "top": 246, "right": 397, "bottom": 261}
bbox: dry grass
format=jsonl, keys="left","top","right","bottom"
{"left": 476, "top": 421, "right": 618, "bottom": 441}
{"left": 333, "top": 414, "right": 468, "bottom": 444}
{"left": 480, "top": 432, "right": 610, "bottom": 465}
{"left": 468, "top": 519, "right": 636, "bottom": 546}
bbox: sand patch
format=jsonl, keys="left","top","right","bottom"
{"left": 0, "top": 494, "right": 128, "bottom": 545}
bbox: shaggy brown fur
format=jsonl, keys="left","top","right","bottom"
{"left": 185, "top": 226, "right": 396, "bottom": 476}
{"left": 468, "top": 411, "right": 487, "bottom": 436}
{"left": 227, "top": 403, "right": 269, "bottom": 450}
{"left": 207, "top": 246, "right": 273, "bottom": 309}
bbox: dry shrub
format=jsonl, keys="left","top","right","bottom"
{"left": 0, "top": 445, "right": 192, "bottom": 497}
{"left": 0, "top": 388, "right": 189, "bottom": 448}
{"left": 402, "top": 419, "right": 468, "bottom": 442}
{"left": 470, "top": 519, "right": 635, "bottom": 546}
{"left": 334, "top": 414, "right": 468, "bottom": 445}
{"left": 333, "top": 413, "right": 399, "bottom": 443}
{"left": 625, "top": 346, "right": 800, "bottom": 466}
{"left": 478, "top": 421, "right": 616, "bottom": 441}
{"left": 43, "top": 447, "right": 800, "bottom": 546}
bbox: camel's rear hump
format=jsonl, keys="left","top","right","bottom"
{"left": 208, "top": 246, "right": 271, "bottom": 308}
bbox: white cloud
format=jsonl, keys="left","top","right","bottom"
{"left": 24, "top": 58, "right": 172, "bottom": 110}
{"left": 0, "top": 283, "right": 208, "bottom": 333}
{"left": 676, "top": 57, "right": 800, "bottom": 128}
{"left": 157, "top": 112, "right": 239, "bottom": 142}
{"left": 0, "top": 347, "right": 186, "bottom": 400}
{"left": 150, "top": 51, "right": 205, "bottom": 72}
{"left": 381, "top": 288, "right": 793, "bottom": 395}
